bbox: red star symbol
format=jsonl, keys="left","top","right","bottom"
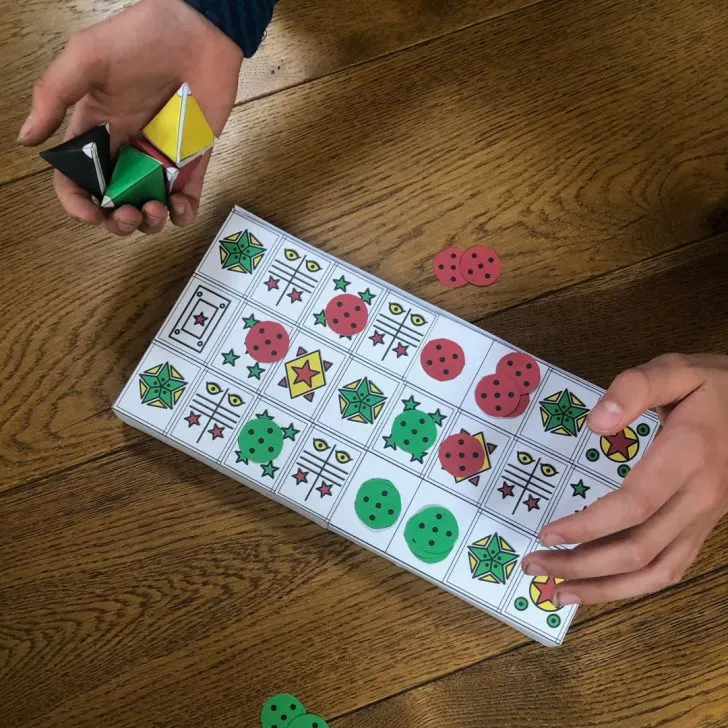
{"left": 532, "top": 577, "right": 559, "bottom": 605}
{"left": 209, "top": 424, "right": 225, "bottom": 439}
{"left": 265, "top": 276, "right": 280, "bottom": 290}
{"left": 317, "top": 483, "right": 333, "bottom": 497}
{"left": 393, "top": 343, "right": 409, "bottom": 358}
{"left": 498, "top": 482, "right": 514, "bottom": 498}
{"left": 193, "top": 311, "right": 207, "bottom": 325}
{"left": 293, "top": 468, "right": 309, "bottom": 484}
{"left": 369, "top": 331, "right": 385, "bottom": 346}
{"left": 288, "top": 288, "right": 303, "bottom": 303}
{"left": 184, "top": 411, "right": 200, "bottom": 427}
{"left": 604, "top": 430, "right": 637, "bottom": 459}
{"left": 524, "top": 495, "right": 540, "bottom": 511}
{"left": 292, "top": 360, "right": 319, "bottom": 386}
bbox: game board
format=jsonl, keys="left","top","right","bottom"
{"left": 114, "top": 206, "right": 659, "bottom": 647}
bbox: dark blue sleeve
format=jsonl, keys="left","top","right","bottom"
{"left": 183, "top": 0, "right": 278, "bottom": 57}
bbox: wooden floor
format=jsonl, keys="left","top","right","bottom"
{"left": 2, "top": 0, "right": 728, "bottom": 725}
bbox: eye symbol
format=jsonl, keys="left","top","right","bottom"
{"left": 389, "top": 302, "right": 405, "bottom": 315}
{"left": 284, "top": 248, "right": 301, "bottom": 261}
{"left": 306, "top": 260, "right": 322, "bottom": 273}
{"left": 206, "top": 381, "right": 222, "bottom": 395}
{"left": 517, "top": 451, "right": 534, "bottom": 465}
{"left": 410, "top": 313, "right": 426, "bottom": 327}
{"left": 228, "top": 393, "right": 244, "bottom": 407}
{"left": 313, "top": 438, "right": 330, "bottom": 452}
{"left": 335, "top": 450, "right": 352, "bottom": 464}
{"left": 541, "top": 463, "right": 558, "bottom": 477}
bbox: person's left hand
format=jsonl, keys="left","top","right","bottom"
{"left": 522, "top": 353, "right": 728, "bottom": 606}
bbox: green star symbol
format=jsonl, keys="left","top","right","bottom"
{"left": 235, "top": 450, "right": 248, "bottom": 464}
{"left": 247, "top": 363, "right": 265, "bottom": 379}
{"left": 383, "top": 434, "right": 397, "bottom": 450}
{"left": 358, "top": 288, "right": 375, "bottom": 304}
{"left": 313, "top": 310, "right": 327, "bottom": 326}
{"left": 139, "top": 362, "right": 187, "bottom": 409}
{"left": 467, "top": 533, "right": 519, "bottom": 585}
{"left": 221, "top": 349, "right": 240, "bottom": 366}
{"left": 242, "top": 313, "right": 259, "bottom": 329}
{"left": 571, "top": 479, "right": 590, "bottom": 498}
{"left": 282, "top": 423, "right": 300, "bottom": 441}
{"left": 402, "top": 395, "right": 421, "bottom": 411}
{"left": 429, "top": 409, "right": 445, "bottom": 426}
{"left": 219, "top": 230, "right": 265, "bottom": 274}
{"left": 338, "top": 378, "right": 387, "bottom": 424}
{"left": 410, "top": 452, "right": 426, "bottom": 464}
{"left": 333, "top": 275, "right": 350, "bottom": 291}
{"left": 539, "top": 389, "right": 590, "bottom": 437}
{"left": 256, "top": 410, "right": 274, "bottom": 420}
{"left": 261, "top": 461, "right": 279, "bottom": 478}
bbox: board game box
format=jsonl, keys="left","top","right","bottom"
{"left": 114, "top": 206, "right": 658, "bottom": 646}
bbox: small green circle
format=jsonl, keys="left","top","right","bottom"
{"left": 289, "top": 714, "right": 330, "bottom": 728}
{"left": 390, "top": 411, "right": 437, "bottom": 460}
{"left": 586, "top": 448, "right": 599, "bottom": 462}
{"left": 547, "top": 614, "right": 561, "bottom": 628}
{"left": 617, "top": 464, "right": 631, "bottom": 478}
{"left": 260, "top": 693, "right": 306, "bottom": 728}
{"left": 238, "top": 418, "right": 284, "bottom": 464}
{"left": 515, "top": 597, "right": 528, "bottom": 611}
{"left": 637, "top": 423, "right": 650, "bottom": 437}
{"left": 404, "top": 506, "right": 459, "bottom": 562}
{"left": 355, "top": 479, "right": 401, "bottom": 530}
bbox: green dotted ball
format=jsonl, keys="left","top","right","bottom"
{"left": 514, "top": 597, "right": 529, "bottom": 611}
{"left": 547, "top": 614, "right": 562, "bottom": 629}
{"left": 637, "top": 423, "right": 650, "bottom": 437}
{"left": 355, "top": 478, "right": 401, "bottom": 530}
{"left": 617, "top": 464, "right": 631, "bottom": 478}
{"left": 260, "top": 693, "right": 306, "bottom": 728}
{"left": 289, "top": 714, "right": 330, "bottom": 728}
{"left": 390, "top": 411, "right": 437, "bottom": 459}
{"left": 238, "top": 419, "right": 284, "bottom": 464}
{"left": 404, "top": 506, "right": 459, "bottom": 562}
{"left": 586, "top": 448, "right": 599, "bottom": 462}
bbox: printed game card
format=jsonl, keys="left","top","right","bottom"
{"left": 114, "top": 206, "right": 660, "bottom": 647}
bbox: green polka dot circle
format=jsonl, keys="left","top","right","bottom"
{"left": 586, "top": 448, "right": 599, "bottom": 462}
{"left": 355, "top": 478, "right": 401, "bottom": 530}
{"left": 289, "top": 714, "right": 330, "bottom": 728}
{"left": 547, "top": 614, "right": 562, "bottom": 628}
{"left": 260, "top": 693, "right": 306, "bottom": 728}
{"left": 636, "top": 423, "right": 651, "bottom": 437}
{"left": 238, "top": 418, "right": 284, "bottom": 464}
{"left": 514, "top": 597, "right": 528, "bottom": 611}
{"left": 404, "top": 506, "right": 459, "bottom": 562}
{"left": 390, "top": 410, "right": 437, "bottom": 461}
{"left": 617, "top": 464, "right": 630, "bottom": 478}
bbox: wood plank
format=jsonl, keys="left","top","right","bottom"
{"left": 3, "top": 0, "right": 537, "bottom": 185}
{"left": 2, "top": 0, "right": 728, "bottom": 491}
{"left": 330, "top": 566, "right": 728, "bottom": 728}
{"left": 0, "top": 435, "right": 726, "bottom": 728}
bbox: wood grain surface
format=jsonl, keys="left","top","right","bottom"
{"left": 1, "top": 0, "right": 727, "bottom": 726}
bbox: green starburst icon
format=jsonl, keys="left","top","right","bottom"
{"left": 221, "top": 349, "right": 240, "bottom": 366}
{"left": 242, "top": 313, "right": 259, "bottom": 329}
{"left": 138, "top": 362, "right": 187, "bottom": 409}
{"left": 338, "top": 377, "right": 387, "bottom": 424}
{"left": 358, "top": 288, "right": 375, "bottom": 304}
{"left": 467, "top": 533, "right": 519, "bottom": 585}
{"left": 571, "top": 479, "right": 590, "bottom": 498}
{"left": 333, "top": 275, "right": 350, "bottom": 291}
{"left": 539, "top": 389, "right": 590, "bottom": 437}
{"left": 219, "top": 230, "right": 265, "bottom": 274}
{"left": 247, "top": 362, "right": 265, "bottom": 379}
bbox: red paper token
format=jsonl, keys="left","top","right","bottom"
{"left": 461, "top": 246, "right": 501, "bottom": 287}
{"left": 433, "top": 247, "right": 467, "bottom": 288}
{"left": 506, "top": 393, "right": 530, "bottom": 418}
{"left": 420, "top": 339, "right": 465, "bottom": 381}
{"left": 496, "top": 352, "right": 541, "bottom": 394}
{"left": 245, "top": 321, "right": 290, "bottom": 363}
{"left": 438, "top": 432, "right": 486, "bottom": 479}
{"left": 474, "top": 373, "right": 521, "bottom": 417}
{"left": 325, "top": 294, "right": 368, "bottom": 336}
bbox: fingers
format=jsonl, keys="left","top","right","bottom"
{"left": 539, "top": 425, "right": 704, "bottom": 545}
{"left": 53, "top": 171, "right": 104, "bottom": 226}
{"left": 588, "top": 354, "right": 704, "bottom": 434}
{"left": 525, "top": 478, "right": 713, "bottom": 580}
{"left": 19, "top": 31, "right": 104, "bottom": 146}
{"left": 105, "top": 206, "right": 144, "bottom": 236}
{"left": 138, "top": 201, "right": 168, "bottom": 234}
{"left": 551, "top": 519, "right": 710, "bottom": 605}
{"left": 170, "top": 152, "right": 210, "bottom": 228}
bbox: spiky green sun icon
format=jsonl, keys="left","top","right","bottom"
{"left": 138, "top": 362, "right": 187, "bottom": 409}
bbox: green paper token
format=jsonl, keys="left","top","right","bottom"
{"left": 260, "top": 694, "right": 305, "bottom": 728}
{"left": 404, "top": 506, "right": 459, "bottom": 562}
{"left": 101, "top": 145, "right": 166, "bottom": 209}
{"left": 238, "top": 418, "right": 284, "bottom": 464}
{"left": 355, "top": 479, "right": 401, "bottom": 530}
{"left": 388, "top": 409, "right": 438, "bottom": 462}
{"left": 289, "top": 714, "right": 330, "bottom": 728}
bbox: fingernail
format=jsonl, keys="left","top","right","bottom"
{"left": 523, "top": 562, "right": 545, "bottom": 576}
{"left": 555, "top": 591, "right": 580, "bottom": 606}
{"left": 118, "top": 220, "right": 137, "bottom": 233}
{"left": 18, "top": 116, "right": 34, "bottom": 142}
{"left": 172, "top": 200, "right": 186, "bottom": 216}
{"left": 588, "top": 399, "right": 623, "bottom": 431}
{"left": 540, "top": 532, "right": 563, "bottom": 547}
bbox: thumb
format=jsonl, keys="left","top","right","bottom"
{"left": 587, "top": 353, "right": 704, "bottom": 434}
{"left": 19, "top": 32, "right": 103, "bottom": 146}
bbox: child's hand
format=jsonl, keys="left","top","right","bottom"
{"left": 523, "top": 353, "right": 728, "bottom": 605}
{"left": 19, "top": 0, "right": 243, "bottom": 235}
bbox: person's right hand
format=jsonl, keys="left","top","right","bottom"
{"left": 19, "top": 0, "right": 244, "bottom": 235}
